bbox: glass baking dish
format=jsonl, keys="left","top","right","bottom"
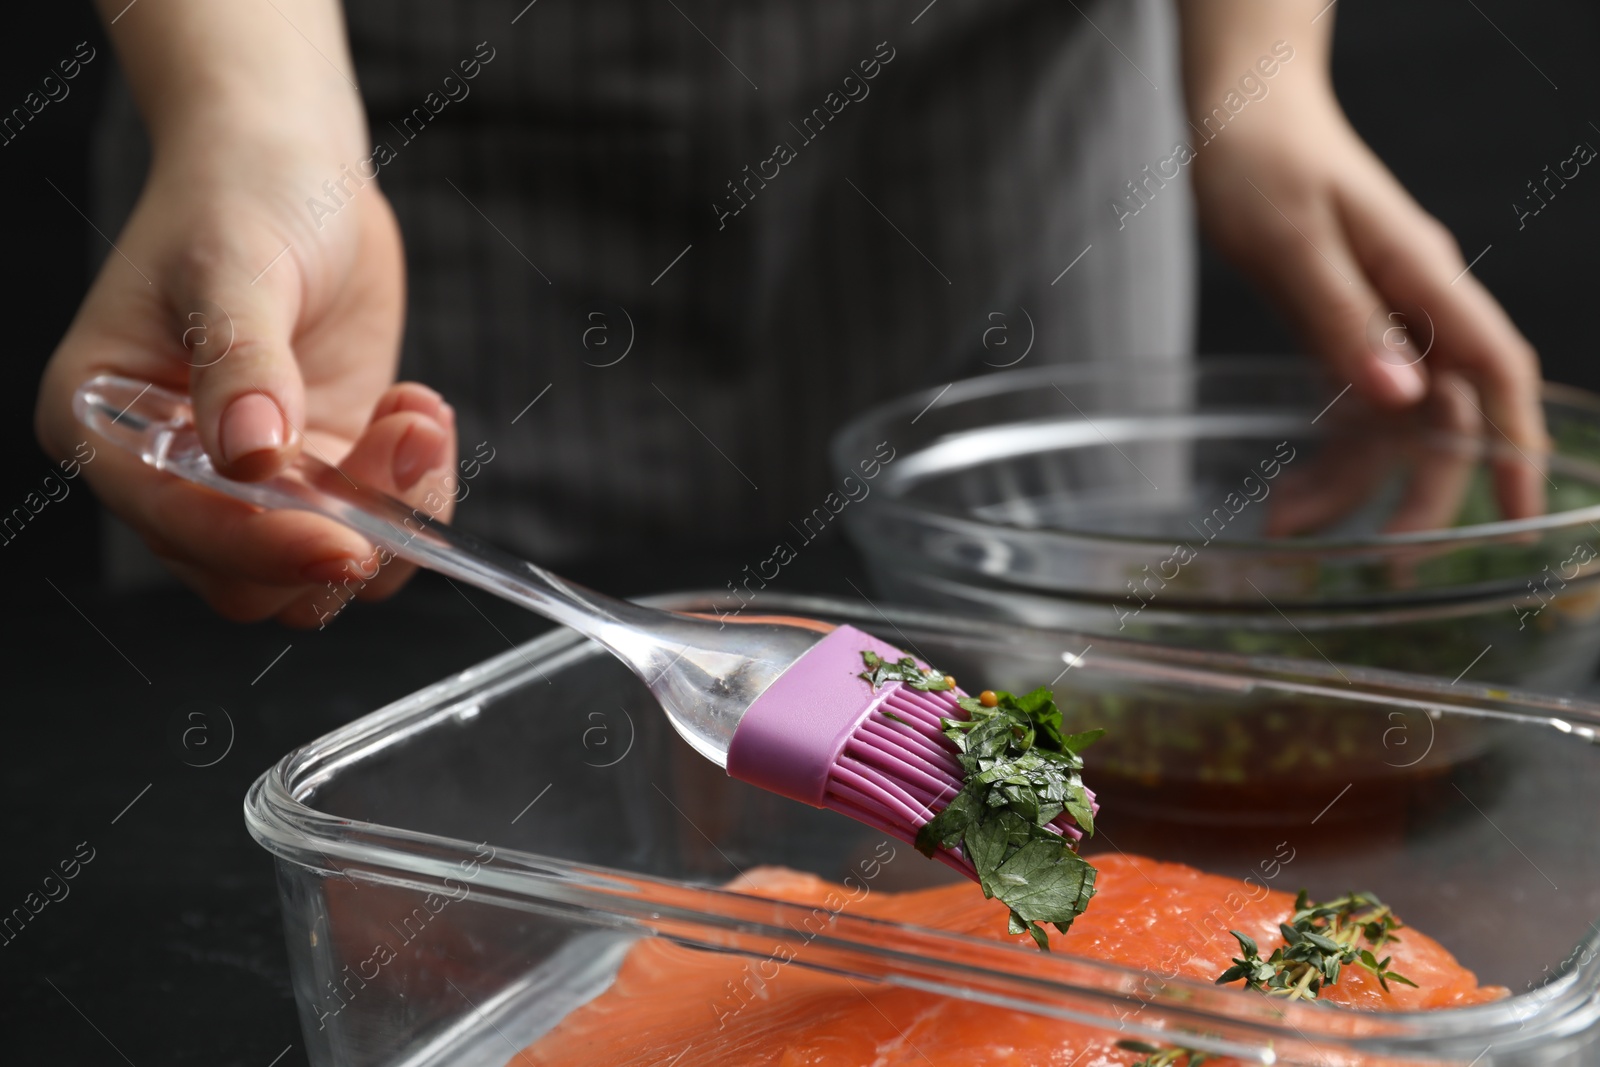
{"left": 247, "top": 592, "right": 1600, "bottom": 1066}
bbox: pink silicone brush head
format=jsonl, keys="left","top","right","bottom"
{"left": 725, "top": 625, "right": 1095, "bottom": 882}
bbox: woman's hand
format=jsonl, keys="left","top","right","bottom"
{"left": 36, "top": 2, "right": 457, "bottom": 624}
{"left": 1180, "top": 0, "right": 1546, "bottom": 521}
{"left": 37, "top": 133, "right": 457, "bottom": 625}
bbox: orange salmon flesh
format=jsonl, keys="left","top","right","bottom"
{"left": 520, "top": 853, "right": 1504, "bottom": 1066}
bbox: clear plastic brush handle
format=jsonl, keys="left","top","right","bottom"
{"left": 72, "top": 375, "right": 824, "bottom": 764}
{"left": 73, "top": 375, "right": 657, "bottom": 641}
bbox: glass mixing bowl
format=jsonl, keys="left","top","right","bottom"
{"left": 831, "top": 358, "right": 1600, "bottom": 690}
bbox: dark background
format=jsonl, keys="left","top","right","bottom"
{"left": 1, "top": 3, "right": 1595, "bottom": 1064}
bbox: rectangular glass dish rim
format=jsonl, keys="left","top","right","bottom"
{"left": 244, "top": 590, "right": 1600, "bottom": 1059}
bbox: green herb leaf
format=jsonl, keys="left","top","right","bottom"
{"left": 914, "top": 789, "right": 983, "bottom": 858}
{"left": 964, "top": 810, "right": 1030, "bottom": 901}
{"left": 858, "top": 653, "right": 954, "bottom": 692}
{"left": 1057, "top": 728, "right": 1106, "bottom": 752}
{"left": 991, "top": 836, "right": 1097, "bottom": 939}
{"left": 1062, "top": 783, "right": 1096, "bottom": 837}
{"left": 879, "top": 655, "right": 1102, "bottom": 953}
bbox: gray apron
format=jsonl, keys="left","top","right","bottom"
{"left": 94, "top": 0, "right": 1194, "bottom": 568}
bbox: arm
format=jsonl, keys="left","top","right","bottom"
{"left": 1177, "top": 0, "right": 1545, "bottom": 520}
{"left": 36, "top": 1, "right": 458, "bottom": 624}
{"left": 96, "top": 0, "right": 365, "bottom": 160}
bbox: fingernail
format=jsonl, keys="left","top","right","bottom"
{"left": 392, "top": 425, "right": 440, "bottom": 490}
{"left": 221, "top": 393, "right": 287, "bottom": 465}
{"left": 1374, "top": 359, "right": 1427, "bottom": 403}
{"left": 301, "top": 558, "right": 356, "bottom": 584}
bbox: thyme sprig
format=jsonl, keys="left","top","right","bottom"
{"left": 1116, "top": 1043, "right": 1214, "bottom": 1067}
{"left": 1217, "top": 890, "right": 1418, "bottom": 1001}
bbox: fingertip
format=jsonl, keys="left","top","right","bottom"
{"left": 1369, "top": 358, "right": 1428, "bottom": 406}
{"left": 217, "top": 392, "right": 295, "bottom": 480}
{"left": 373, "top": 382, "right": 447, "bottom": 422}
{"left": 1494, "top": 461, "right": 1548, "bottom": 522}
{"left": 392, "top": 419, "right": 448, "bottom": 490}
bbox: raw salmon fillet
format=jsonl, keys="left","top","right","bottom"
{"left": 519, "top": 853, "right": 1503, "bottom": 1066}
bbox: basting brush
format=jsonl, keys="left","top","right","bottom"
{"left": 75, "top": 374, "right": 1098, "bottom": 938}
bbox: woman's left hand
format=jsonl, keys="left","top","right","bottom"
{"left": 1181, "top": 2, "right": 1547, "bottom": 520}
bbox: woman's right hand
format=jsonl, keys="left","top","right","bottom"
{"left": 35, "top": 110, "right": 458, "bottom": 627}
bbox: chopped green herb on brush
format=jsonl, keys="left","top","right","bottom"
{"left": 859, "top": 655, "right": 1102, "bottom": 951}
{"left": 857, "top": 651, "right": 957, "bottom": 692}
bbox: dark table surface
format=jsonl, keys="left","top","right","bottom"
{"left": 2, "top": 546, "right": 866, "bottom": 1066}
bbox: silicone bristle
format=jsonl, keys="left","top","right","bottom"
{"left": 821, "top": 686, "right": 1089, "bottom": 878}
